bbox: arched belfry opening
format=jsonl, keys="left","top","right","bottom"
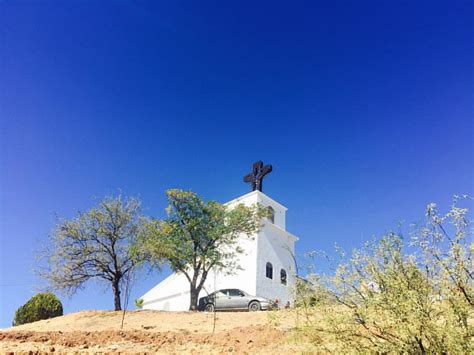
{"left": 267, "top": 206, "right": 275, "bottom": 224}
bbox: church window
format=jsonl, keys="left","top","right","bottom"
{"left": 280, "top": 269, "right": 287, "bottom": 285}
{"left": 266, "top": 262, "right": 273, "bottom": 279}
{"left": 267, "top": 206, "right": 275, "bottom": 223}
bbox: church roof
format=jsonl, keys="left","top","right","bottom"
{"left": 225, "top": 190, "right": 288, "bottom": 211}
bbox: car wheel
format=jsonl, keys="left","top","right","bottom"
{"left": 248, "top": 301, "right": 260, "bottom": 312}
{"left": 204, "top": 303, "right": 215, "bottom": 312}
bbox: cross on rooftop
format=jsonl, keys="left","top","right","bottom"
{"left": 243, "top": 161, "right": 272, "bottom": 192}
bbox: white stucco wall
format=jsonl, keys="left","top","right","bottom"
{"left": 140, "top": 191, "right": 298, "bottom": 311}
{"left": 255, "top": 222, "right": 296, "bottom": 306}
{"left": 141, "top": 272, "right": 191, "bottom": 311}
{"left": 141, "top": 232, "right": 259, "bottom": 311}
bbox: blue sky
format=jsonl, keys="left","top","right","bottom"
{"left": 0, "top": 0, "right": 472, "bottom": 327}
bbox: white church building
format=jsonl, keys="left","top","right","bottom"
{"left": 140, "top": 178, "right": 298, "bottom": 311}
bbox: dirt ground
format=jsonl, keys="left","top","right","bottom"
{"left": 0, "top": 310, "right": 311, "bottom": 354}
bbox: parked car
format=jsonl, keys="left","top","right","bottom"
{"left": 198, "top": 288, "right": 273, "bottom": 312}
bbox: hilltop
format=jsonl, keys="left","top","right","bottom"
{"left": 0, "top": 309, "right": 306, "bottom": 353}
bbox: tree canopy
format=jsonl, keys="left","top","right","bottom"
{"left": 40, "top": 195, "right": 145, "bottom": 311}
{"left": 133, "top": 189, "right": 268, "bottom": 310}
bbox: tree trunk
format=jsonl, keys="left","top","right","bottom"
{"left": 189, "top": 283, "right": 200, "bottom": 311}
{"left": 112, "top": 279, "right": 122, "bottom": 311}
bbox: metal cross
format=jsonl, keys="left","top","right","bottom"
{"left": 243, "top": 161, "right": 272, "bottom": 192}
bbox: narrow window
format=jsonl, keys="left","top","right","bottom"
{"left": 266, "top": 262, "right": 273, "bottom": 279}
{"left": 280, "top": 269, "right": 287, "bottom": 285}
{"left": 267, "top": 206, "right": 275, "bottom": 224}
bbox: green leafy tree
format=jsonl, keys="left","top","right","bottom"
{"left": 133, "top": 189, "right": 268, "bottom": 310}
{"left": 39, "top": 195, "right": 144, "bottom": 311}
{"left": 13, "top": 293, "right": 63, "bottom": 326}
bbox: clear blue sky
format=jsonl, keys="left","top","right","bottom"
{"left": 0, "top": 0, "right": 472, "bottom": 327}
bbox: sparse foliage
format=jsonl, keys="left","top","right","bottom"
{"left": 39, "top": 195, "right": 145, "bottom": 311}
{"left": 295, "top": 197, "right": 473, "bottom": 353}
{"left": 133, "top": 189, "right": 268, "bottom": 310}
{"left": 13, "top": 293, "right": 63, "bottom": 326}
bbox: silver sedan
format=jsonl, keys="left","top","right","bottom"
{"left": 198, "top": 288, "right": 273, "bottom": 312}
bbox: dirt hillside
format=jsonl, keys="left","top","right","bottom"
{"left": 0, "top": 310, "right": 309, "bottom": 354}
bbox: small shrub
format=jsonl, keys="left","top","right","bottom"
{"left": 13, "top": 292, "right": 63, "bottom": 326}
{"left": 267, "top": 308, "right": 281, "bottom": 326}
{"left": 134, "top": 298, "right": 144, "bottom": 309}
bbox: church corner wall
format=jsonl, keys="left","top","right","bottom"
{"left": 255, "top": 225, "right": 296, "bottom": 307}
{"left": 255, "top": 191, "right": 287, "bottom": 230}
{"left": 229, "top": 191, "right": 297, "bottom": 307}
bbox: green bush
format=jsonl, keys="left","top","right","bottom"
{"left": 13, "top": 293, "right": 63, "bottom": 326}
{"left": 134, "top": 298, "right": 144, "bottom": 309}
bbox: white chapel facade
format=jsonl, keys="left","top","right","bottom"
{"left": 140, "top": 163, "right": 298, "bottom": 311}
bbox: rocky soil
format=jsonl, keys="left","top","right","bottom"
{"left": 0, "top": 310, "right": 306, "bottom": 354}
